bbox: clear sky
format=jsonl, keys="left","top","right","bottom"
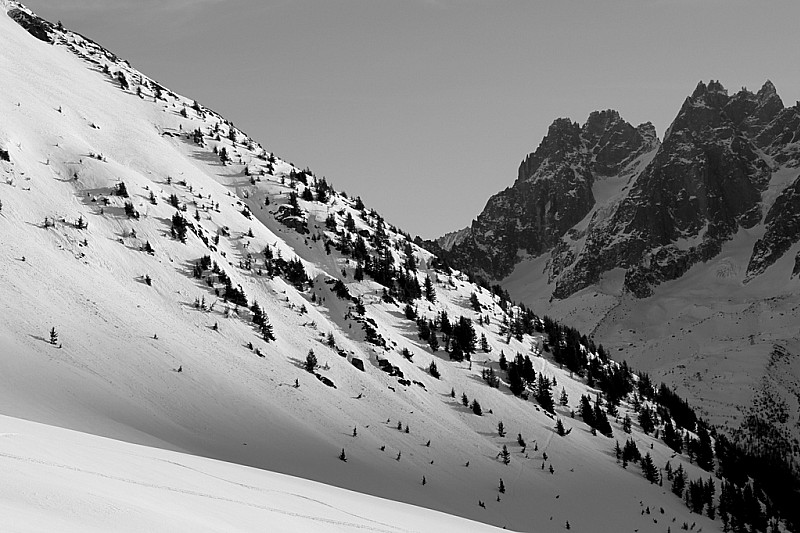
{"left": 25, "top": 0, "right": 800, "bottom": 239}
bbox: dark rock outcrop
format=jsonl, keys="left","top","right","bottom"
{"left": 8, "top": 8, "right": 54, "bottom": 43}
{"left": 747, "top": 174, "right": 800, "bottom": 278}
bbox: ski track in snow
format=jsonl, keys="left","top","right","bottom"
{"left": 0, "top": 450, "right": 412, "bottom": 533}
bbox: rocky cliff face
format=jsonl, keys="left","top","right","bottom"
{"left": 435, "top": 80, "right": 800, "bottom": 299}
{"left": 436, "top": 110, "right": 658, "bottom": 282}
{"left": 747, "top": 174, "right": 800, "bottom": 279}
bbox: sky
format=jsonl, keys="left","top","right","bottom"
{"left": 25, "top": 0, "right": 800, "bottom": 239}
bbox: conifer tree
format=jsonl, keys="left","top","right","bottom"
{"left": 500, "top": 445, "right": 510, "bottom": 465}
{"left": 480, "top": 333, "right": 490, "bottom": 353}
{"left": 535, "top": 374, "right": 555, "bottom": 413}
{"left": 555, "top": 418, "right": 566, "bottom": 436}
{"left": 622, "top": 413, "right": 632, "bottom": 433}
{"left": 622, "top": 438, "right": 641, "bottom": 464}
{"left": 261, "top": 321, "right": 275, "bottom": 342}
{"left": 49, "top": 327, "right": 58, "bottom": 345}
{"left": 593, "top": 402, "right": 613, "bottom": 437}
{"left": 305, "top": 349, "right": 317, "bottom": 372}
{"left": 559, "top": 387, "right": 569, "bottom": 406}
{"left": 339, "top": 448, "right": 347, "bottom": 462}
{"left": 671, "top": 464, "right": 686, "bottom": 497}
{"left": 641, "top": 452, "right": 659, "bottom": 483}
{"left": 469, "top": 292, "right": 481, "bottom": 312}
{"left": 471, "top": 399, "right": 483, "bottom": 416}
{"left": 694, "top": 424, "right": 714, "bottom": 471}
{"left": 638, "top": 406, "right": 656, "bottom": 434}
{"left": 428, "top": 333, "right": 439, "bottom": 353}
{"left": 499, "top": 478, "right": 505, "bottom": 493}
{"left": 497, "top": 421, "right": 505, "bottom": 437}
{"left": 424, "top": 275, "right": 436, "bottom": 303}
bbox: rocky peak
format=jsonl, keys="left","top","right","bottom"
{"left": 517, "top": 118, "right": 582, "bottom": 183}
{"left": 689, "top": 79, "right": 729, "bottom": 107}
{"left": 724, "top": 81, "right": 785, "bottom": 138}
{"left": 583, "top": 110, "right": 656, "bottom": 176}
{"left": 757, "top": 79, "right": 778, "bottom": 101}
{"left": 636, "top": 122, "right": 658, "bottom": 145}
{"left": 436, "top": 110, "right": 654, "bottom": 281}
{"left": 582, "top": 109, "right": 622, "bottom": 139}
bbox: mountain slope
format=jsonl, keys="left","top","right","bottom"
{"left": 0, "top": 3, "right": 779, "bottom": 531}
{"left": 431, "top": 76, "right": 800, "bottom": 520}
{"left": 0, "top": 414, "right": 501, "bottom": 533}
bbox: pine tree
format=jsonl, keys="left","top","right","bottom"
{"left": 638, "top": 406, "right": 655, "bottom": 434}
{"left": 580, "top": 395, "right": 595, "bottom": 427}
{"left": 480, "top": 333, "right": 490, "bottom": 353}
{"left": 305, "top": 349, "right": 317, "bottom": 372}
{"left": 622, "top": 438, "right": 641, "bottom": 464}
{"left": 641, "top": 452, "right": 659, "bottom": 483}
{"left": 262, "top": 321, "right": 275, "bottom": 342}
{"left": 671, "top": 464, "right": 686, "bottom": 497}
{"left": 428, "top": 360, "right": 440, "bottom": 379}
{"left": 704, "top": 477, "right": 716, "bottom": 519}
{"left": 695, "top": 424, "right": 714, "bottom": 471}
{"left": 339, "top": 448, "right": 347, "bottom": 462}
{"left": 428, "top": 333, "right": 439, "bottom": 353}
{"left": 497, "top": 421, "right": 505, "bottom": 437}
{"left": 500, "top": 445, "right": 510, "bottom": 465}
{"left": 593, "top": 402, "right": 613, "bottom": 437}
{"left": 555, "top": 418, "right": 566, "bottom": 436}
{"left": 49, "top": 327, "right": 58, "bottom": 345}
{"left": 461, "top": 392, "right": 469, "bottom": 407}
{"left": 559, "top": 387, "right": 569, "bottom": 406}
{"left": 535, "top": 374, "right": 555, "bottom": 413}
{"left": 470, "top": 292, "right": 481, "bottom": 312}
{"left": 471, "top": 399, "right": 483, "bottom": 416}
{"left": 499, "top": 478, "right": 505, "bottom": 493}
{"left": 171, "top": 211, "right": 188, "bottom": 243}
{"left": 424, "top": 275, "right": 436, "bottom": 303}
{"left": 622, "top": 413, "right": 632, "bottom": 433}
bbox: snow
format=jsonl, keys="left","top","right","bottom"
{"left": 0, "top": 414, "right": 500, "bottom": 533}
{"left": 0, "top": 4, "right": 726, "bottom": 532}
{"left": 506, "top": 223, "right": 800, "bottom": 436}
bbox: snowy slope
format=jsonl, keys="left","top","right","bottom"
{"left": 0, "top": 3, "right": 732, "bottom": 531}
{"left": 504, "top": 208, "right": 800, "bottom": 450}
{"left": 0, "top": 414, "right": 501, "bottom": 533}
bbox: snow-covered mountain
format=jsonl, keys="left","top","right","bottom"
{"left": 429, "top": 76, "right": 800, "bottom": 527}
{"left": 0, "top": 2, "right": 793, "bottom": 531}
